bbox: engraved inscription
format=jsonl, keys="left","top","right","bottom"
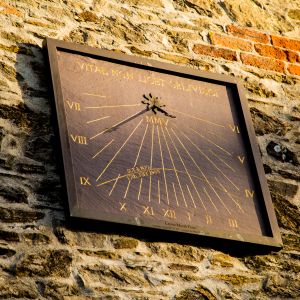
{"left": 162, "top": 209, "right": 176, "bottom": 219}
{"left": 245, "top": 189, "right": 255, "bottom": 198}
{"left": 80, "top": 177, "right": 91, "bottom": 186}
{"left": 238, "top": 155, "right": 245, "bottom": 164}
{"left": 119, "top": 202, "right": 127, "bottom": 212}
{"left": 206, "top": 214, "right": 213, "bottom": 224}
{"left": 228, "top": 218, "right": 238, "bottom": 228}
{"left": 70, "top": 134, "right": 87, "bottom": 145}
{"left": 229, "top": 124, "right": 240, "bottom": 133}
{"left": 126, "top": 165, "right": 160, "bottom": 180}
{"left": 66, "top": 100, "right": 81, "bottom": 111}
{"left": 143, "top": 206, "right": 154, "bottom": 216}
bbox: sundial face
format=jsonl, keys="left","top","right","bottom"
{"left": 47, "top": 39, "right": 282, "bottom": 248}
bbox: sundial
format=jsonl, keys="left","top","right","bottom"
{"left": 46, "top": 38, "right": 282, "bottom": 248}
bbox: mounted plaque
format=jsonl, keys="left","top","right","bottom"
{"left": 46, "top": 38, "right": 282, "bottom": 249}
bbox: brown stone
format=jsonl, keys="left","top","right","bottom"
{"left": 250, "top": 107, "right": 290, "bottom": 136}
{"left": 169, "top": 263, "right": 199, "bottom": 272}
{"left": 288, "top": 9, "right": 300, "bottom": 20}
{"left": 175, "top": 285, "right": 216, "bottom": 300}
{"left": 112, "top": 237, "right": 139, "bottom": 249}
{"left": 0, "top": 276, "right": 39, "bottom": 299}
{"left": 0, "top": 230, "right": 20, "bottom": 242}
{"left": 15, "top": 249, "right": 72, "bottom": 277}
{"left": 0, "top": 207, "right": 44, "bottom": 223}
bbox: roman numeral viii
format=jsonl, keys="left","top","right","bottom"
{"left": 70, "top": 135, "right": 88, "bottom": 145}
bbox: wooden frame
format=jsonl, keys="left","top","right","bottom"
{"left": 46, "top": 38, "right": 282, "bottom": 250}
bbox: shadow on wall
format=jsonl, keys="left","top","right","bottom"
{"left": 0, "top": 42, "right": 66, "bottom": 225}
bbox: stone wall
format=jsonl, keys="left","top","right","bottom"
{"left": 0, "top": 0, "right": 299, "bottom": 299}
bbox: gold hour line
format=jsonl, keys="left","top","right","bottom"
{"left": 126, "top": 123, "right": 149, "bottom": 200}
{"left": 209, "top": 149, "right": 236, "bottom": 173}
{"left": 172, "top": 182, "right": 179, "bottom": 206}
{"left": 97, "top": 174, "right": 127, "bottom": 186}
{"left": 186, "top": 185, "right": 195, "bottom": 208}
{"left": 189, "top": 127, "right": 232, "bottom": 156}
{"left": 82, "top": 93, "right": 106, "bottom": 98}
{"left": 138, "top": 178, "right": 143, "bottom": 200}
{"left": 203, "top": 187, "right": 218, "bottom": 211}
{"left": 134, "top": 123, "right": 149, "bottom": 167}
{"left": 207, "top": 130, "right": 228, "bottom": 143}
{"left": 92, "top": 139, "right": 114, "bottom": 159}
{"left": 86, "top": 103, "right": 142, "bottom": 109}
{"left": 149, "top": 125, "right": 154, "bottom": 202}
{"left": 87, "top": 116, "right": 110, "bottom": 124}
{"left": 90, "top": 109, "right": 146, "bottom": 140}
{"left": 124, "top": 179, "right": 131, "bottom": 199}
{"left": 170, "top": 128, "right": 231, "bottom": 215}
{"left": 166, "top": 128, "right": 206, "bottom": 210}
{"left": 215, "top": 177, "right": 227, "bottom": 193}
{"left": 109, "top": 174, "right": 120, "bottom": 196}
{"left": 214, "top": 177, "right": 244, "bottom": 213}
{"left": 156, "top": 126, "right": 169, "bottom": 205}
{"left": 160, "top": 127, "right": 187, "bottom": 208}
{"left": 96, "top": 119, "right": 143, "bottom": 181}
{"left": 158, "top": 180, "right": 160, "bottom": 204}
{"left": 180, "top": 130, "right": 239, "bottom": 191}
{"left": 169, "top": 109, "right": 225, "bottom": 128}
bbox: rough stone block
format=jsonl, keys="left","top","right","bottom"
{"left": 0, "top": 207, "right": 44, "bottom": 223}
{"left": 15, "top": 249, "right": 72, "bottom": 277}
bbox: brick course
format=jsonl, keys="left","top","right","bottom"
{"left": 193, "top": 44, "right": 237, "bottom": 61}
{"left": 209, "top": 32, "right": 253, "bottom": 51}
{"left": 241, "top": 53, "right": 285, "bottom": 73}
{"left": 227, "top": 25, "right": 270, "bottom": 44}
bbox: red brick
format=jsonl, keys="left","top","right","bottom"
{"left": 286, "top": 51, "right": 299, "bottom": 63}
{"left": 227, "top": 25, "right": 269, "bottom": 44}
{"left": 255, "top": 44, "right": 286, "bottom": 61}
{"left": 209, "top": 32, "right": 253, "bottom": 51}
{"left": 193, "top": 44, "right": 237, "bottom": 61}
{"left": 287, "top": 64, "right": 300, "bottom": 76}
{"left": 241, "top": 53, "right": 285, "bottom": 73}
{"left": 0, "top": 1, "right": 22, "bottom": 17}
{"left": 271, "top": 35, "right": 300, "bottom": 52}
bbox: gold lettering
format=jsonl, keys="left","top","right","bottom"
{"left": 94, "top": 65, "right": 109, "bottom": 75}
{"left": 238, "top": 155, "right": 245, "bottom": 164}
{"left": 245, "top": 189, "right": 254, "bottom": 198}
{"left": 66, "top": 100, "right": 81, "bottom": 111}
{"left": 187, "top": 212, "right": 192, "bottom": 221}
{"left": 70, "top": 135, "right": 87, "bottom": 145}
{"left": 229, "top": 124, "right": 240, "bottom": 133}
{"left": 228, "top": 218, "right": 238, "bottom": 228}
{"left": 205, "top": 214, "right": 212, "bottom": 224}
{"left": 162, "top": 209, "right": 176, "bottom": 219}
{"left": 143, "top": 206, "right": 154, "bottom": 216}
{"left": 80, "top": 177, "right": 91, "bottom": 186}
{"left": 145, "top": 116, "right": 169, "bottom": 126}
{"left": 119, "top": 202, "right": 127, "bottom": 212}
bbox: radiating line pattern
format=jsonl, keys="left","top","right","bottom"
{"left": 83, "top": 97, "right": 249, "bottom": 218}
